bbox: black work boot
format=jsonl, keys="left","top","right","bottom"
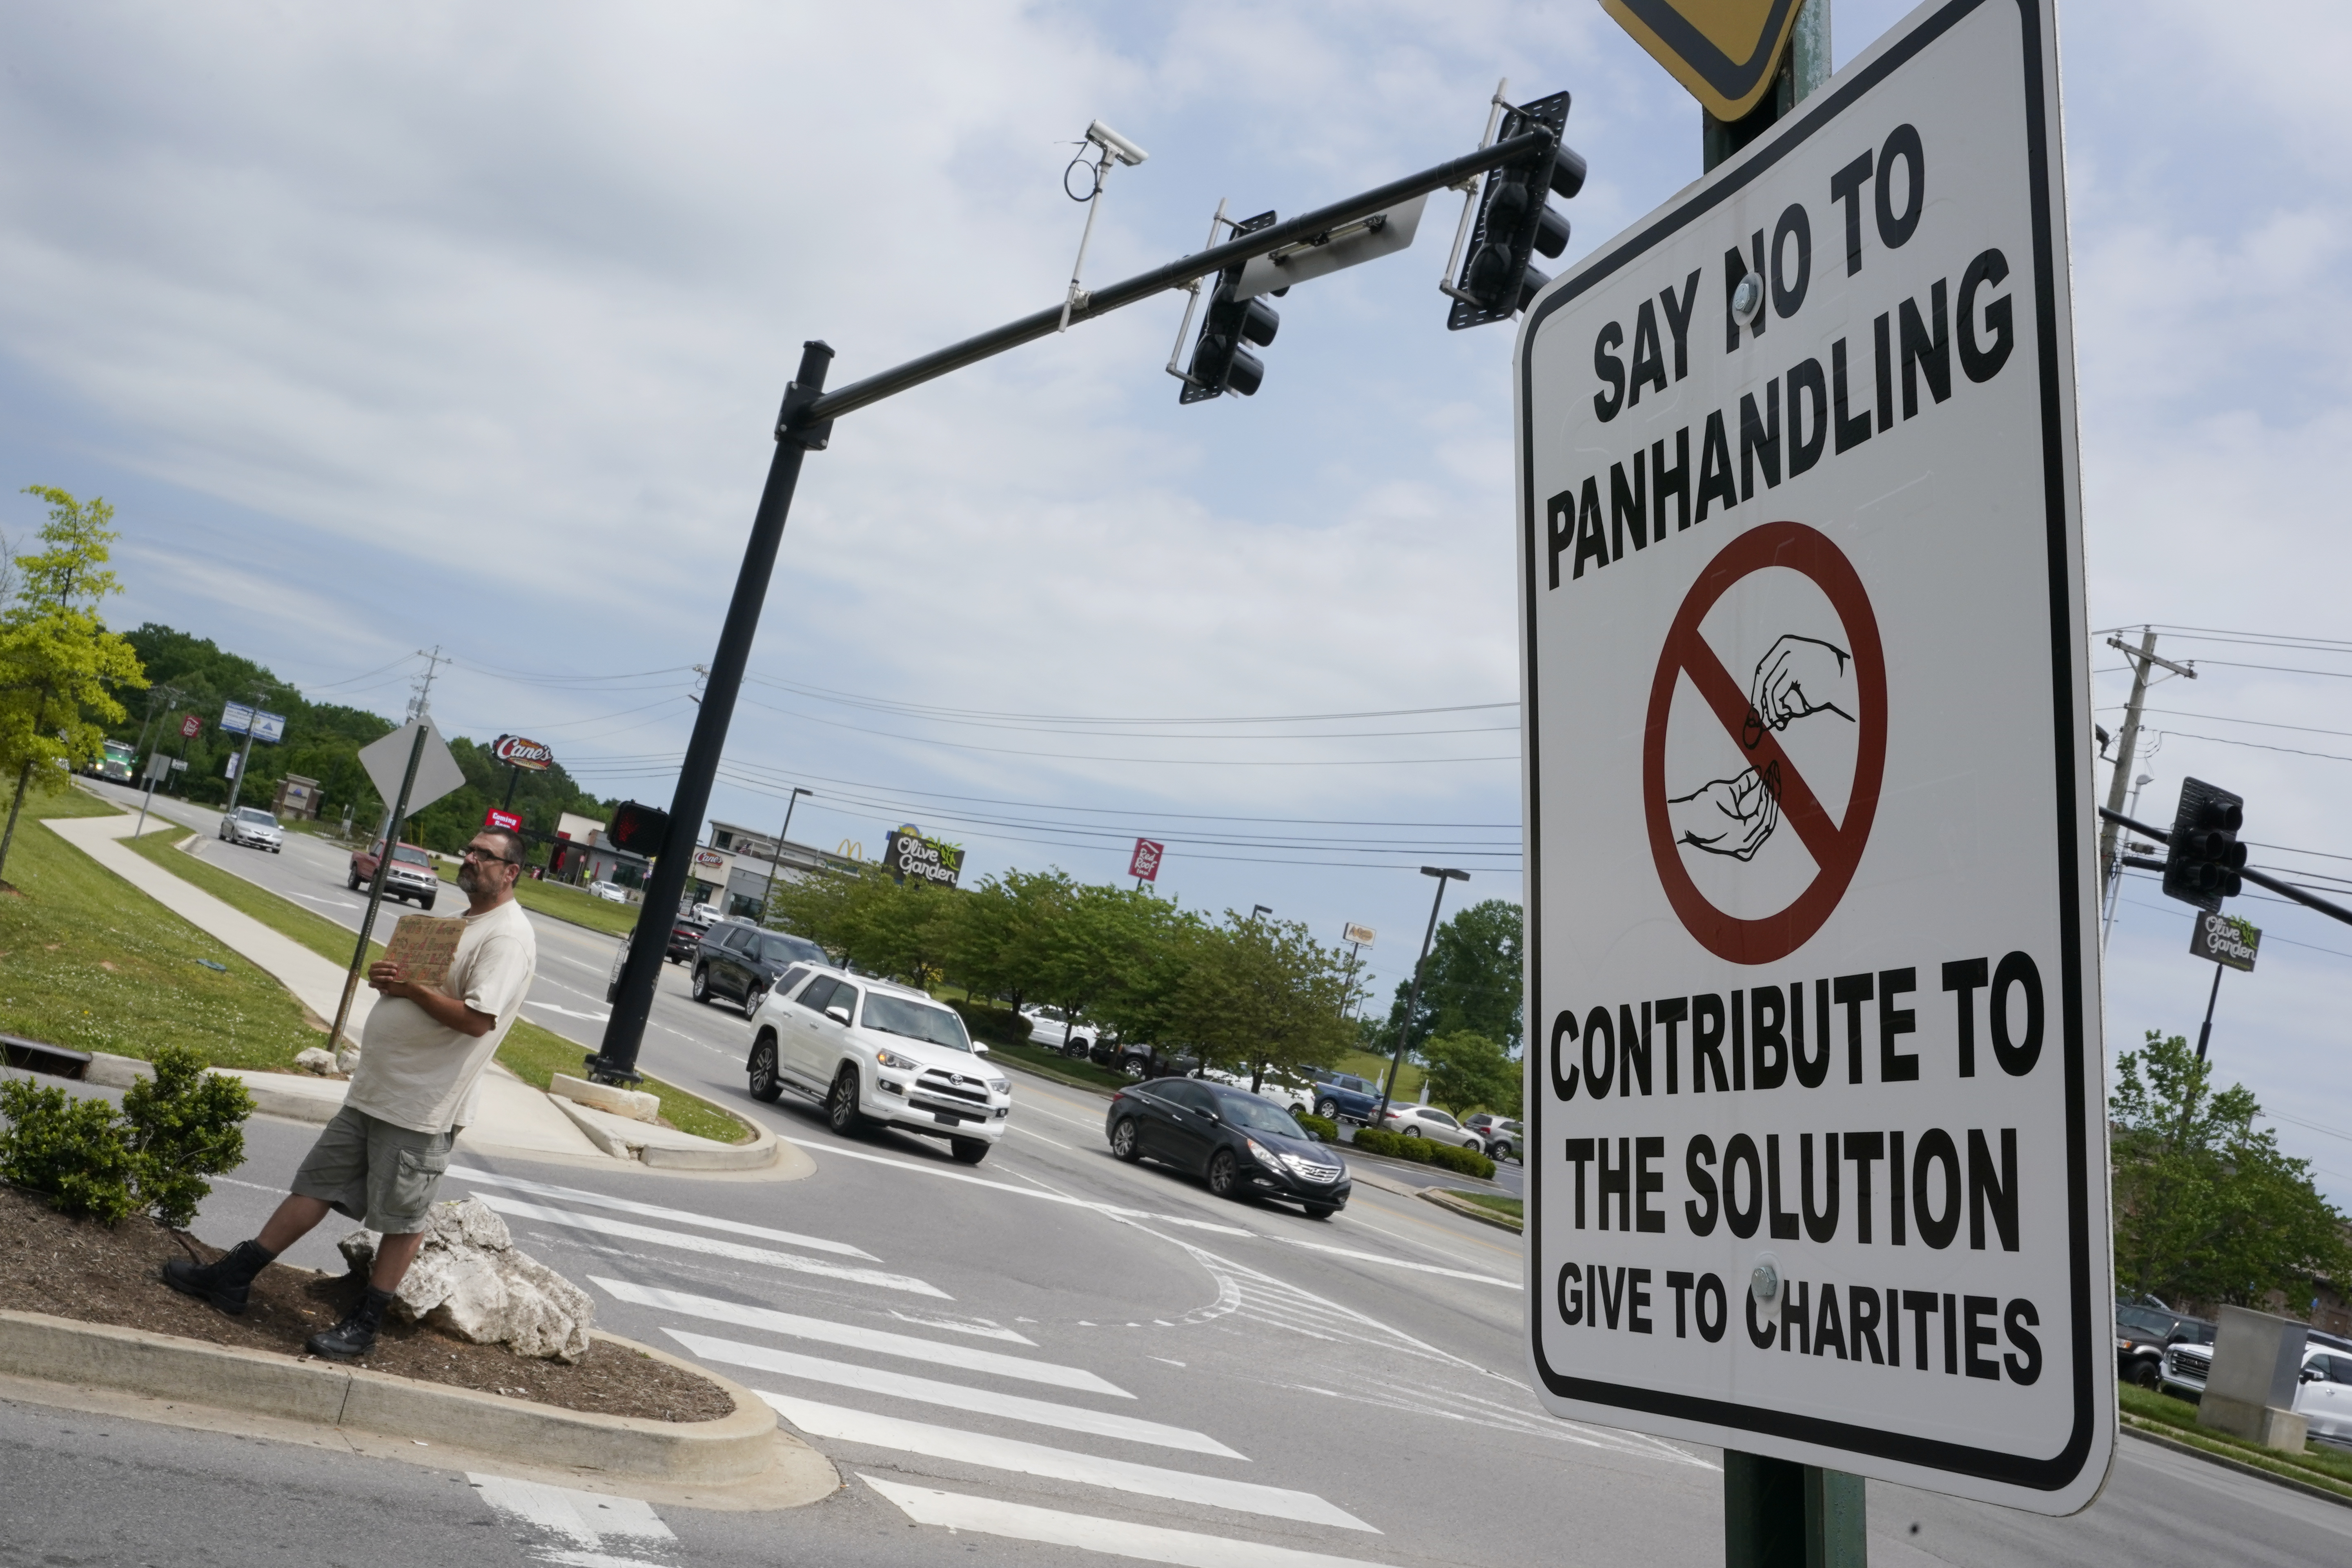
{"left": 161, "top": 1240, "right": 278, "bottom": 1316}
{"left": 306, "top": 1286, "right": 395, "bottom": 1361}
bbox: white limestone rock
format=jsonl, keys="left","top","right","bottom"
{"left": 293, "top": 1047, "right": 337, "bottom": 1075}
{"left": 337, "top": 1194, "right": 595, "bottom": 1362}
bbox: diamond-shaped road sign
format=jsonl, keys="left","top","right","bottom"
{"left": 1605, "top": 0, "right": 1808, "bottom": 122}
{"left": 357, "top": 719, "right": 468, "bottom": 819}
{"left": 1518, "top": 0, "right": 2110, "bottom": 1515}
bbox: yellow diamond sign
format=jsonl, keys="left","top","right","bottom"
{"left": 1603, "top": 0, "right": 1804, "bottom": 122}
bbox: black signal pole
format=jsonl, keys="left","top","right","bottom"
{"left": 1376, "top": 867, "right": 1466, "bottom": 1125}
{"left": 583, "top": 128, "right": 1556, "bottom": 1087}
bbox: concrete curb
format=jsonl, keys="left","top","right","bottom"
{"left": 83, "top": 1051, "right": 341, "bottom": 1125}
{"left": 1419, "top": 1187, "right": 1524, "bottom": 1232}
{"left": 0, "top": 1308, "right": 792, "bottom": 1486}
{"left": 548, "top": 1094, "right": 782, "bottom": 1172}
{"left": 2121, "top": 1418, "right": 2352, "bottom": 1510}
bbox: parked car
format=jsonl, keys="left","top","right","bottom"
{"left": 2154, "top": 1316, "right": 2226, "bottom": 1399}
{"left": 1380, "top": 1104, "right": 1485, "bottom": 1149}
{"left": 664, "top": 909, "right": 709, "bottom": 964}
{"left": 1105, "top": 1078, "right": 1351, "bottom": 1219}
{"left": 587, "top": 879, "right": 631, "bottom": 903}
{"left": 1464, "top": 1114, "right": 1522, "bottom": 1160}
{"left": 2298, "top": 1348, "right": 2352, "bottom": 1448}
{"left": 219, "top": 806, "right": 284, "bottom": 853}
{"left": 1303, "top": 1069, "right": 1386, "bottom": 1124}
{"left": 1019, "top": 1004, "right": 1096, "bottom": 1058}
{"left": 691, "top": 921, "right": 828, "bottom": 1013}
{"left": 744, "top": 965, "right": 1009, "bottom": 1164}
{"left": 1083, "top": 1037, "right": 1200, "bottom": 1082}
{"left": 349, "top": 838, "right": 437, "bottom": 909}
{"left": 2117, "top": 1304, "right": 2213, "bottom": 1389}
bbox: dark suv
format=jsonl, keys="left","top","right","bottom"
{"left": 2116, "top": 1303, "right": 2214, "bottom": 1389}
{"left": 691, "top": 922, "right": 826, "bottom": 1013}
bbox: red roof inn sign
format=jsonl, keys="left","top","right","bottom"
{"left": 1515, "top": 2, "right": 2110, "bottom": 1514}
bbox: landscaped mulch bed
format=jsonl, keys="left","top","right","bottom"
{"left": 0, "top": 1183, "right": 732, "bottom": 1423}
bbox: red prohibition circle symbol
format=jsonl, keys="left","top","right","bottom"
{"left": 1641, "top": 521, "right": 1888, "bottom": 965}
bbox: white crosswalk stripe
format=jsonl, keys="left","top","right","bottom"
{"left": 468, "top": 1474, "right": 677, "bottom": 1568}
{"left": 473, "top": 1194, "right": 950, "bottom": 1297}
{"left": 764, "top": 1394, "right": 1376, "bottom": 1532}
{"left": 860, "top": 1476, "right": 1401, "bottom": 1568}
{"left": 592, "top": 1277, "right": 1130, "bottom": 1395}
{"left": 665, "top": 1328, "right": 1243, "bottom": 1457}
{"left": 443, "top": 1164, "right": 877, "bottom": 1257}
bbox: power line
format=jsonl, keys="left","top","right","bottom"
{"left": 740, "top": 673, "right": 1519, "bottom": 726}
{"left": 2093, "top": 707, "right": 2352, "bottom": 742}
{"left": 2144, "top": 729, "right": 2352, "bottom": 765}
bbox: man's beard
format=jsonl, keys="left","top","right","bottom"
{"left": 457, "top": 861, "right": 482, "bottom": 897}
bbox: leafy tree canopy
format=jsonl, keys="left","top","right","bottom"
{"left": 1420, "top": 1029, "right": 1521, "bottom": 1118}
{"left": 1378, "top": 898, "right": 1524, "bottom": 1056}
{"left": 2110, "top": 1029, "right": 2350, "bottom": 1312}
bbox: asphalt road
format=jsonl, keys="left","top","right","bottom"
{"left": 18, "top": 784, "right": 2349, "bottom": 1568}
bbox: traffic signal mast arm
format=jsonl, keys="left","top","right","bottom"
{"left": 2098, "top": 807, "right": 2352, "bottom": 926}
{"left": 790, "top": 130, "right": 1554, "bottom": 429}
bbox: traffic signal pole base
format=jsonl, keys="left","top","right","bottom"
{"left": 581, "top": 1054, "right": 644, "bottom": 1088}
{"left": 1724, "top": 1452, "right": 1865, "bottom": 1568}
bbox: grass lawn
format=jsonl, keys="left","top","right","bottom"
{"left": 123, "top": 828, "right": 385, "bottom": 973}
{"left": 432, "top": 860, "right": 641, "bottom": 939}
{"left": 1337, "top": 1049, "right": 1424, "bottom": 1103}
{"left": 2118, "top": 1381, "right": 2352, "bottom": 1495}
{"left": 492, "top": 1016, "right": 751, "bottom": 1145}
{"left": 1443, "top": 1189, "right": 1524, "bottom": 1220}
{"left": 0, "top": 789, "right": 323, "bottom": 1071}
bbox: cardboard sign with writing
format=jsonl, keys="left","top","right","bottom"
{"left": 384, "top": 914, "right": 464, "bottom": 994}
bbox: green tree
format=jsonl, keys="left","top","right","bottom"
{"left": 2109, "top": 1030, "right": 2351, "bottom": 1310}
{"left": 1163, "top": 913, "right": 1353, "bottom": 1090}
{"left": 1419, "top": 1029, "right": 1521, "bottom": 1117}
{"left": 0, "top": 487, "right": 145, "bottom": 884}
{"left": 1377, "top": 898, "right": 1524, "bottom": 1057}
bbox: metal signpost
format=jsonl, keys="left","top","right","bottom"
{"left": 218, "top": 701, "right": 287, "bottom": 817}
{"left": 1518, "top": 0, "right": 2111, "bottom": 1533}
{"left": 329, "top": 720, "right": 470, "bottom": 1054}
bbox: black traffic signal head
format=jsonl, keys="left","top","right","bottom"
{"left": 1181, "top": 211, "right": 1281, "bottom": 404}
{"left": 2162, "top": 777, "right": 2246, "bottom": 912}
{"left": 608, "top": 800, "right": 672, "bottom": 858}
{"left": 1447, "top": 90, "right": 1584, "bottom": 330}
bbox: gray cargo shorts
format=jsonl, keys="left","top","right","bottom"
{"left": 289, "top": 1106, "right": 455, "bottom": 1235}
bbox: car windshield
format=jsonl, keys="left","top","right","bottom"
{"left": 1216, "top": 1094, "right": 1309, "bottom": 1138}
{"left": 238, "top": 809, "right": 276, "bottom": 824}
{"left": 859, "top": 993, "right": 972, "bottom": 1052}
{"left": 392, "top": 846, "right": 430, "bottom": 865}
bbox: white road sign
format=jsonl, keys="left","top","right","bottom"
{"left": 357, "top": 719, "right": 468, "bottom": 818}
{"left": 1515, "top": 0, "right": 2109, "bottom": 1514}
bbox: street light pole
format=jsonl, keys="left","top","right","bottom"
{"left": 1376, "top": 867, "right": 1466, "bottom": 1125}
{"left": 762, "top": 786, "right": 812, "bottom": 927}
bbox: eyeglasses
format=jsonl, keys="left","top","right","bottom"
{"left": 461, "top": 846, "right": 519, "bottom": 865}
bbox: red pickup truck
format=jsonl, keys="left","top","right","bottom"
{"left": 348, "top": 839, "right": 440, "bottom": 910}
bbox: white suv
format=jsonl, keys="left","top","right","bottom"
{"left": 746, "top": 965, "right": 1011, "bottom": 1164}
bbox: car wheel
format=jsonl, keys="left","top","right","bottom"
{"left": 1316, "top": 1097, "right": 1339, "bottom": 1122}
{"left": 748, "top": 1034, "right": 782, "bottom": 1103}
{"left": 1120, "top": 1056, "right": 1149, "bottom": 1082}
{"left": 271, "top": 845, "right": 281, "bottom": 853}
{"left": 1207, "top": 1148, "right": 1242, "bottom": 1200}
{"left": 1494, "top": 1141, "right": 1514, "bottom": 1161}
{"left": 348, "top": 868, "right": 361, "bottom": 890}
{"left": 1402, "top": 1125, "right": 1422, "bottom": 1138}
{"left": 691, "top": 966, "right": 712, "bottom": 1005}
{"left": 1062, "top": 1038, "right": 1090, "bottom": 1060}
{"left": 744, "top": 983, "right": 767, "bottom": 1016}
{"left": 1303, "top": 1203, "right": 1339, "bottom": 1221}
{"left": 950, "top": 1137, "right": 990, "bottom": 1165}
{"left": 1110, "top": 1118, "right": 1141, "bottom": 1162}
{"left": 420, "top": 896, "right": 435, "bottom": 911}
{"left": 827, "top": 1064, "right": 864, "bottom": 1134}
{"left": 2131, "top": 1360, "right": 2160, "bottom": 1390}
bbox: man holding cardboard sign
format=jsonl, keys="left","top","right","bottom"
{"left": 163, "top": 826, "right": 539, "bottom": 1359}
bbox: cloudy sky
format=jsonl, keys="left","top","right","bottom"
{"left": 3, "top": 2, "right": 2345, "bottom": 1201}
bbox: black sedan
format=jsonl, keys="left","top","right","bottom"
{"left": 1105, "top": 1078, "right": 1351, "bottom": 1219}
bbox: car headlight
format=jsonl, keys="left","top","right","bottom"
{"left": 875, "top": 1048, "right": 920, "bottom": 1071}
{"left": 987, "top": 1077, "right": 1010, "bottom": 1095}
{"left": 1245, "top": 1137, "right": 1279, "bottom": 1165}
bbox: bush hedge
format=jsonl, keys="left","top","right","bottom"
{"left": 1351, "top": 1126, "right": 1495, "bottom": 1179}
{"left": 947, "top": 999, "right": 1034, "bottom": 1048}
{"left": 0, "top": 1045, "right": 253, "bottom": 1227}
{"left": 1294, "top": 1112, "right": 1338, "bottom": 1143}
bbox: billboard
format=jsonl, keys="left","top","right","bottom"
{"left": 886, "top": 826, "right": 964, "bottom": 888}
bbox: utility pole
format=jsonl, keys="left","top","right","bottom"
{"left": 761, "top": 786, "right": 812, "bottom": 926}
{"left": 406, "top": 646, "right": 448, "bottom": 723}
{"left": 1376, "top": 867, "right": 1466, "bottom": 1126}
{"left": 220, "top": 684, "right": 279, "bottom": 818}
{"left": 2101, "top": 771, "right": 2154, "bottom": 947}
{"left": 2097, "top": 630, "right": 2196, "bottom": 889}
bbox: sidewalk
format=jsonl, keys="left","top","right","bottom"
{"left": 38, "top": 809, "right": 799, "bottom": 1178}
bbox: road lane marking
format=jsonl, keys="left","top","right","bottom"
{"left": 1011, "top": 1123, "right": 1077, "bottom": 1151}
{"left": 1264, "top": 1238, "right": 1512, "bottom": 1289}
{"left": 889, "top": 1309, "right": 1035, "bottom": 1345}
{"left": 524, "top": 999, "right": 613, "bottom": 1022}
{"left": 664, "top": 1331, "right": 1243, "bottom": 1457}
{"left": 860, "top": 1477, "right": 1398, "bottom": 1568}
{"left": 768, "top": 1396, "right": 1372, "bottom": 1531}
{"left": 472, "top": 1195, "right": 949, "bottom": 1298}
{"left": 469, "top": 1474, "right": 677, "bottom": 1566}
{"left": 774, "top": 1135, "right": 1256, "bottom": 1236}
{"left": 443, "top": 1165, "right": 877, "bottom": 1257}
{"left": 593, "top": 1278, "right": 1128, "bottom": 1395}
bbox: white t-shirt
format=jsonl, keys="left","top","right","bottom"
{"left": 349, "top": 897, "right": 537, "bottom": 1133}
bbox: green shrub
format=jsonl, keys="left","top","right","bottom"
{"left": 0, "top": 1045, "right": 252, "bottom": 1228}
{"left": 0, "top": 1078, "right": 138, "bottom": 1222}
{"left": 947, "top": 999, "right": 1034, "bottom": 1047}
{"left": 124, "top": 1045, "right": 254, "bottom": 1229}
{"left": 1347, "top": 1126, "right": 1495, "bottom": 1178}
{"left": 1427, "top": 1142, "right": 1497, "bottom": 1180}
{"left": 1294, "top": 1113, "right": 1338, "bottom": 1143}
